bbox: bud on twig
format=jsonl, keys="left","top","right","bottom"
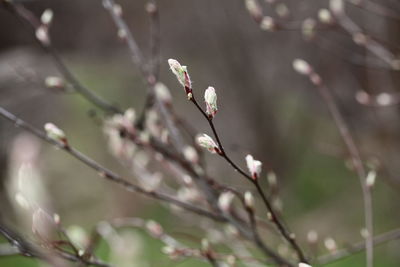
{"left": 155, "top": 82, "right": 172, "bottom": 104}
{"left": 204, "top": 86, "right": 218, "bottom": 118}
{"left": 293, "top": 59, "right": 312, "bottom": 75}
{"left": 324, "top": 237, "right": 337, "bottom": 252}
{"left": 245, "top": 154, "right": 262, "bottom": 180}
{"left": 329, "top": 0, "right": 344, "bottom": 16}
{"left": 168, "top": 59, "right": 192, "bottom": 98}
{"left": 196, "top": 134, "right": 220, "bottom": 154}
{"left": 318, "top": 9, "right": 333, "bottom": 24}
{"left": 41, "top": 9, "right": 54, "bottom": 26}
{"left": 218, "top": 191, "right": 235, "bottom": 212}
{"left": 366, "top": 170, "right": 376, "bottom": 188}
{"left": 244, "top": 191, "right": 255, "bottom": 209}
{"left": 299, "top": 263, "right": 312, "bottom": 267}
{"left": 45, "top": 76, "right": 65, "bottom": 90}
{"left": 245, "top": 0, "right": 263, "bottom": 23}
{"left": 36, "top": 26, "right": 50, "bottom": 46}
{"left": 44, "top": 123, "right": 67, "bottom": 145}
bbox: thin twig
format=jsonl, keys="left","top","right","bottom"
{"left": 0, "top": 105, "right": 226, "bottom": 222}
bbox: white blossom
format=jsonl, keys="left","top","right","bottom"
{"left": 204, "top": 86, "right": 218, "bottom": 118}
{"left": 245, "top": 154, "right": 262, "bottom": 179}
{"left": 196, "top": 134, "right": 219, "bottom": 154}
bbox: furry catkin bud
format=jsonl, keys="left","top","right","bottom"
{"left": 302, "top": 18, "right": 316, "bottom": 40}
{"left": 366, "top": 170, "right": 376, "bottom": 188}
{"left": 245, "top": 154, "right": 262, "bottom": 179}
{"left": 218, "top": 191, "right": 235, "bottom": 212}
{"left": 244, "top": 191, "right": 255, "bottom": 209}
{"left": 168, "top": 59, "right": 192, "bottom": 95}
{"left": 196, "top": 134, "right": 219, "bottom": 154}
{"left": 329, "top": 0, "right": 344, "bottom": 15}
{"left": 293, "top": 59, "right": 312, "bottom": 75}
{"left": 318, "top": 9, "right": 333, "bottom": 24}
{"left": 44, "top": 123, "right": 67, "bottom": 144}
{"left": 299, "top": 263, "right": 312, "bottom": 267}
{"left": 245, "top": 0, "right": 263, "bottom": 22}
{"left": 45, "top": 76, "right": 64, "bottom": 89}
{"left": 154, "top": 82, "right": 172, "bottom": 103}
{"left": 204, "top": 86, "right": 218, "bottom": 118}
{"left": 41, "top": 9, "right": 53, "bottom": 26}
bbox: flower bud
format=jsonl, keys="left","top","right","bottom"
{"left": 307, "top": 230, "right": 318, "bottom": 244}
{"left": 318, "top": 9, "right": 333, "bottom": 24}
{"left": 183, "top": 146, "right": 199, "bottom": 163}
{"left": 245, "top": 154, "right": 262, "bottom": 179}
{"left": 299, "top": 263, "right": 312, "bottom": 267}
{"left": 366, "top": 170, "right": 376, "bottom": 188}
{"left": 45, "top": 76, "right": 64, "bottom": 90}
{"left": 218, "top": 191, "right": 235, "bottom": 212}
{"left": 146, "top": 220, "right": 163, "bottom": 237}
{"left": 293, "top": 59, "right": 312, "bottom": 75}
{"left": 260, "top": 16, "right": 275, "bottom": 31}
{"left": 168, "top": 59, "right": 192, "bottom": 95}
{"left": 204, "top": 86, "right": 218, "bottom": 118}
{"left": 245, "top": 0, "right": 263, "bottom": 22}
{"left": 44, "top": 123, "right": 67, "bottom": 145}
{"left": 32, "top": 208, "right": 58, "bottom": 241}
{"left": 324, "top": 237, "right": 337, "bottom": 252}
{"left": 35, "top": 26, "right": 50, "bottom": 46}
{"left": 154, "top": 82, "right": 172, "bottom": 103}
{"left": 196, "top": 134, "right": 220, "bottom": 154}
{"left": 41, "top": 9, "right": 53, "bottom": 26}
{"left": 302, "top": 18, "right": 316, "bottom": 40}
{"left": 244, "top": 191, "right": 255, "bottom": 209}
{"left": 201, "top": 238, "right": 210, "bottom": 251}
{"left": 329, "top": 0, "right": 344, "bottom": 15}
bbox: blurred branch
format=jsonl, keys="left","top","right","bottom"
{"left": 0, "top": 105, "right": 226, "bottom": 222}
{"left": 318, "top": 228, "right": 400, "bottom": 264}
{"left": 2, "top": 1, "right": 122, "bottom": 114}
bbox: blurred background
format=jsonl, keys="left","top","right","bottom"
{"left": 1, "top": 0, "right": 400, "bottom": 266}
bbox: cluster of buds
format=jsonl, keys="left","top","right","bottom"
{"left": 204, "top": 86, "right": 218, "bottom": 118}
{"left": 196, "top": 134, "right": 220, "bottom": 154}
{"left": 36, "top": 9, "right": 54, "bottom": 46}
{"left": 168, "top": 59, "right": 192, "bottom": 99}
{"left": 245, "top": 154, "right": 262, "bottom": 180}
{"left": 44, "top": 123, "right": 68, "bottom": 146}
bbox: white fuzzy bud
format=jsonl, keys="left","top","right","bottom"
{"left": 293, "top": 59, "right": 312, "bottom": 75}
{"left": 318, "top": 9, "right": 333, "bottom": 24}
{"left": 168, "top": 59, "right": 191, "bottom": 91}
{"left": 41, "top": 9, "right": 54, "bottom": 26}
{"left": 299, "top": 263, "right": 312, "bottom": 267}
{"left": 218, "top": 191, "right": 235, "bottom": 212}
{"left": 32, "top": 208, "right": 58, "bottom": 241}
{"left": 35, "top": 26, "right": 50, "bottom": 46}
{"left": 245, "top": 154, "right": 262, "bottom": 179}
{"left": 45, "top": 76, "right": 64, "bottom": 89}
{"left": 324, "top": 237, "right": 337, "bottom": 252}
{"left": 44, "top": 123, "right": 67, "bottom": 144}
{"left": 146, "top": 220, "right": 163, "bottom": 237}
{"left": 275, "top": 4, "right": 289, "bottom": 18}
{"left": 183, "top": 146, "right": 199, "bottom": 163}
{"left": 154, "top": 82, "right": 172, "bottom": 103}
{"left": 245, "top": 0, "right": 263, "bottom": 22}
{"left": 307, "top": 230, "right": 318, "bottom": 244}
{"left": 201, "top": 238, "right": 210, "bottom": 251}
{"left": 244, "top": 191, "right": 255, "bottom": 209}
{"left": 204, "top": 86, "right": 218, "bottom": 118}
{"left": 260, "top": 16, "right": 275, "bottom": 31}
{"left": 196, "top": 134, "right": 219, "bottom": 154}
{"left": 330, "top": 0, "right": 344, "bottom": 15}
{"left": 376, "top": 93, "right": 392, "bottom": 106}
{"left": 366, "top": 170, "right": 376, "bottom": 188}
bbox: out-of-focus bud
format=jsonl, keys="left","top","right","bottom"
{"left": 307, "top": 230, "right": 318, "bottom": 244}
{"left": 45, "top": 76, "right": 64, "bottom": 90}
{"left": 196, "top": 134, "right": 220, "bottom": 154}
{"left": 260, "top": 16, "right": 275, "bottom": 31}
{"left": 146, "top": 2, "right": 157, "bottom": 14}
{"left": 245, "top": 154, "right": 262, "bottom": 179}
{"left": 44, "top": 123, "right": 67, "bottom": 145}
{"left": 355, "top": 91, "right": 370, "bottom": 105}
{"left": 41, "top": 9, "right": 53, "bottom": 26}
{"left": 267, "top": 171, "right": 277, "bottom": 187}
{"left": 245, "top": 0, "right": 263, "bottom": 22}
{"left": 244, "top": 191, "right": 255, "bottom": 209}
{"left": 218, "top": 191, "right": 235, "bottom": 212}
{"left": 201, "top": 238, "right": 210, "bottom": 251}
{"left": 293, "top": 59, "right": 312, "bottom": 75}
{"left": 275, "top": 4, "right": 289, "bottom": 18}
{"left": 35, "top": 26, "right": 50, "bottom": 46}
{"left": 376, "top": 93, "right": 392, "bottom": 106}
{"left": 66, "top": 225, "right": 89, "bottom": 249}
{"left": 14, "top": 193, "right": 30, "bottom": 210}
{"left": 32, "top": 208, "right": 58, "bottom": 241}
{"left": 329, "top": 0, "right": 344, "bottom": 16}
{"left": 360, "top": 228, "right": 370, "bottom": 239}
{"left": 183, "top": 146, "right": 199, "bottom": 163}
{"left": 318, "top": 9, "right": 333, "bottom": 24}
{"left": 113, "top": 3, "right": 122, "bottom": 16}
{"left": 324, "top": 237, "right": 337, "bottom": 252}
{"left": 302, "top": 18, "right": 316, "bottom": 40}
{"left": 155, "top": 82, "right": 172, "bottom": 104}
{"left": 146, "top": 220, "right": 163, "bottom": 238}
{"left": 366, "top": 170, "right": 376, "bottom": 188}
{"left": 168, "top": 59, "right": 192, "bottom": 96}
{"left": 299, "top": 263, "right": 312, "bottom": 267}
{"left": 204, "top": 86, "right": 218, "bottom": 118}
